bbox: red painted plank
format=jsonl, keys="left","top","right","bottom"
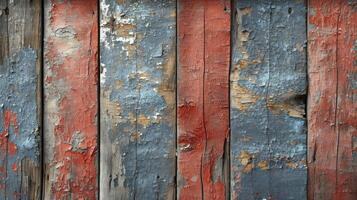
{"left": 177, "top": 0, "right": 230, "bottom": 199}
{"left": 308, "top": 0, "right": 357, "bottom": 199}
{"left": 43, "top": 0, "right": 98, "bottom": 199}
{"left": 203, "top": 1, "right": 230, "bottom": 199}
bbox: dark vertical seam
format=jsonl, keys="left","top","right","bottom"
{"left": 175, "top": 1, "right": 178, "bottom": 199}
{"left": 305, "top": 0, "right": 310, "bottom": 199}
{"left": 6, "top": 0, "right": 9, "bottom": 57}
{"left": 4, "top": 0, "right": 9, "bottom": 199}
{"left": 133, "top": 15, "right": 140, "bottom": 200}
{"left": 40, "top": 0, "right": 45, "bottom": 199}
{"left": 97, "top": 0, "right": 100, "bottom": 199}
{"left": 201, "top": 2, "right": 207, "bottom": 200}
{"left": 227, "top": 1, "right": 233, "bottom": 199}
{"left": 20, "top": 157, "right": 22, "bottom": 199}
{"left": 334, "top": 1, "right": 342, "bottom": 195}
{"left": 265, "top": 0, "right": 273, "bottom": 197}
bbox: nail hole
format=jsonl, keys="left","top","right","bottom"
{"left": 4, "top": 7, "right": 9, "bottom": 15}
{"left": 288, "top": 7, "right": 292, "bottom": 14}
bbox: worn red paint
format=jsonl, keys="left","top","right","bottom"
{"left": 0, "top": 110, "right": 18, "bottom": 156}
{"left": 178, "top": 0, "right": 230, "bottom": 199}
{"left": 308, "top": 0, "right": 357, "bottom": 199}
{"left": 0, "top": 110, "right": 18, "bottom": 192}
{"left": 44, "top": 0, "right": 98, "bottom": 199}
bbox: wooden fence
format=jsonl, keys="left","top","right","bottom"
{"left": 0, "top": 0, "right": 356, "bottom": 199}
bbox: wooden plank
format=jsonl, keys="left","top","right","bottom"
{"left": 99, "top": 0, "right": 176, "bottom": 199}
{"left": 0, "top": 0, "right": 42, "bottom": 199}
{"left": 177, "top": 0, "right": 230, "bottom": 199}
{"left": 230, "top": 1, "right": 307, "bottom": 199}
{"left": 308, "top": 0, "right": 357, "bottom": 199}
{"left": 43, "top": 0, "right": 98, "bottom": 199}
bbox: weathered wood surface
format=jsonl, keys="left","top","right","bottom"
{"left": 43, "top": 0, "right": 98, "bottom": 199}
{"left": 0, "top": 0, "right": 42, "bottom": 199}
{"left": 308, "top": 0, "right": 357, "bottom": 199}
{"left": 177, "top": 0, "right": 230, "bottom": 199}
{"left": 100, "top": 0, "right": 176, "bottom": 199}
{"left": 230, "top": 0, "right": 307, "bottom": 199}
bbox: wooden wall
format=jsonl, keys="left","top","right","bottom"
{"left": 0, "top": 0, "right": 356, "bottom": 199}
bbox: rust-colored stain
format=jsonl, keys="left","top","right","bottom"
{"left": 178, "top": 0, "right": 230, "bottom": 199}
{"left": 44, "top": 0, "right": 98, "bottom": 199}
{"left": 308, "top": 0, "right": 357, "bottom": 199}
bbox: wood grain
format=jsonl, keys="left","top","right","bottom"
{"left": 177, "top": 0, "right": 230, "bottom": 199}
{"left": 43, "top": 0, "right": 98, "bottom": 199}
{"left": 0, "top": 0, "right": 42, "bottom": 199}
{"left": 99, "top": 0, "right": 176, "bottom": 199}
{"left": 230, "top": 1, "right": 307, "bottom": 199}
{"left": 308, "top": 0, "right": 357, "bottom": 199}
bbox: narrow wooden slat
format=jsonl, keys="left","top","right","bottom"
{"left": 177, "top": 0, "right": 230, "bottom": 199}
{"left": 43, "top": 0, "right": 98, "bottom": 199}
{"left": 203, "top": 1, "right": 230, "bottom": 199}
{"left": 0, "top": 0, "right": 42, "bottom": 199}
{"left": 99, "top": 0, "right": 176, "bottom": 199}
{"left": 177, "top": 1, "right": 204, "bottom": 198}
{"left": 230, "top": 1, "right": 307, "bottom": 199}
{"left": 308, "top": 1, "right": 357, "bottom": 199}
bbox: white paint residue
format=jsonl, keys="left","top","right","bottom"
{"left": 100, "top": 63, "right": 107, "bottom": 84}
{"left": 115, "top": 35, "right": 136, "bottom": 45}
{"left": 100, "top": 0, "right": 136, "bottom": 50}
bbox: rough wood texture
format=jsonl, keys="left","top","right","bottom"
{"left": 0, "top": 0, "right": 42, "bottom": 199}
{"left": 177, "top": 0, "right": 230, "bottom": 199}
{"left": 308, "top": 1, "right": 357, "bottom": 199}
{"left": 230, "top": 1, "right": 307, "bottom": 199}
{"left": 43, "top": 0, "right": 98, "bottom": 199}
{"left": 100, "top": 0, "right": 176, "bottom": 199}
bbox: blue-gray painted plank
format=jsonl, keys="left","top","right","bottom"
{"left": 0, "top": 1, "right": 42, "bottom": 199}
{"left": 100, "top": 0, "right": 176, "bottom": 199}
{"left": 230, "top": 1, "right": 307, "bottom": 199}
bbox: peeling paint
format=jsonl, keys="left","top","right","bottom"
{"left": 231, "top": 82, "right": 259, "bottom": 111}
{"left": 231, "top": 1, "right": 307, "bottom": 199}
{"left": 100, "top": 1, "right": 176, "bottom": 199}
{"left": 44, "top": 0, "right": 98, "bottom": 199}
{"left": 0, "top": 48, "right": 41, "bottom": 199}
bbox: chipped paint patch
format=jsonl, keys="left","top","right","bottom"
{"left": 231, "top": 1, "right": 307, "bottom": 199}
{"left": 267, "top": 101, "right": 305, "bottom": 118}
{"left": 0, "top": 48, "right": 40, "bottom": 199}
{"left": 231, "top": 83, "right": 259, "bottom": 111}
{"left": 44, "top": 1, "right": 98, "bottom": 199}
{"left": 100, "top": 1, "right": 176, "bottom": 199}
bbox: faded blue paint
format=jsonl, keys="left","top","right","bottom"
{"left": 0, "top": 48, "right": 40, "bottom": 200}
{"left": 230, "top": 1, "right": 307, "bottom": 199}
{"left": 100, "top": 0, "right": 176, "bottom": 199}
